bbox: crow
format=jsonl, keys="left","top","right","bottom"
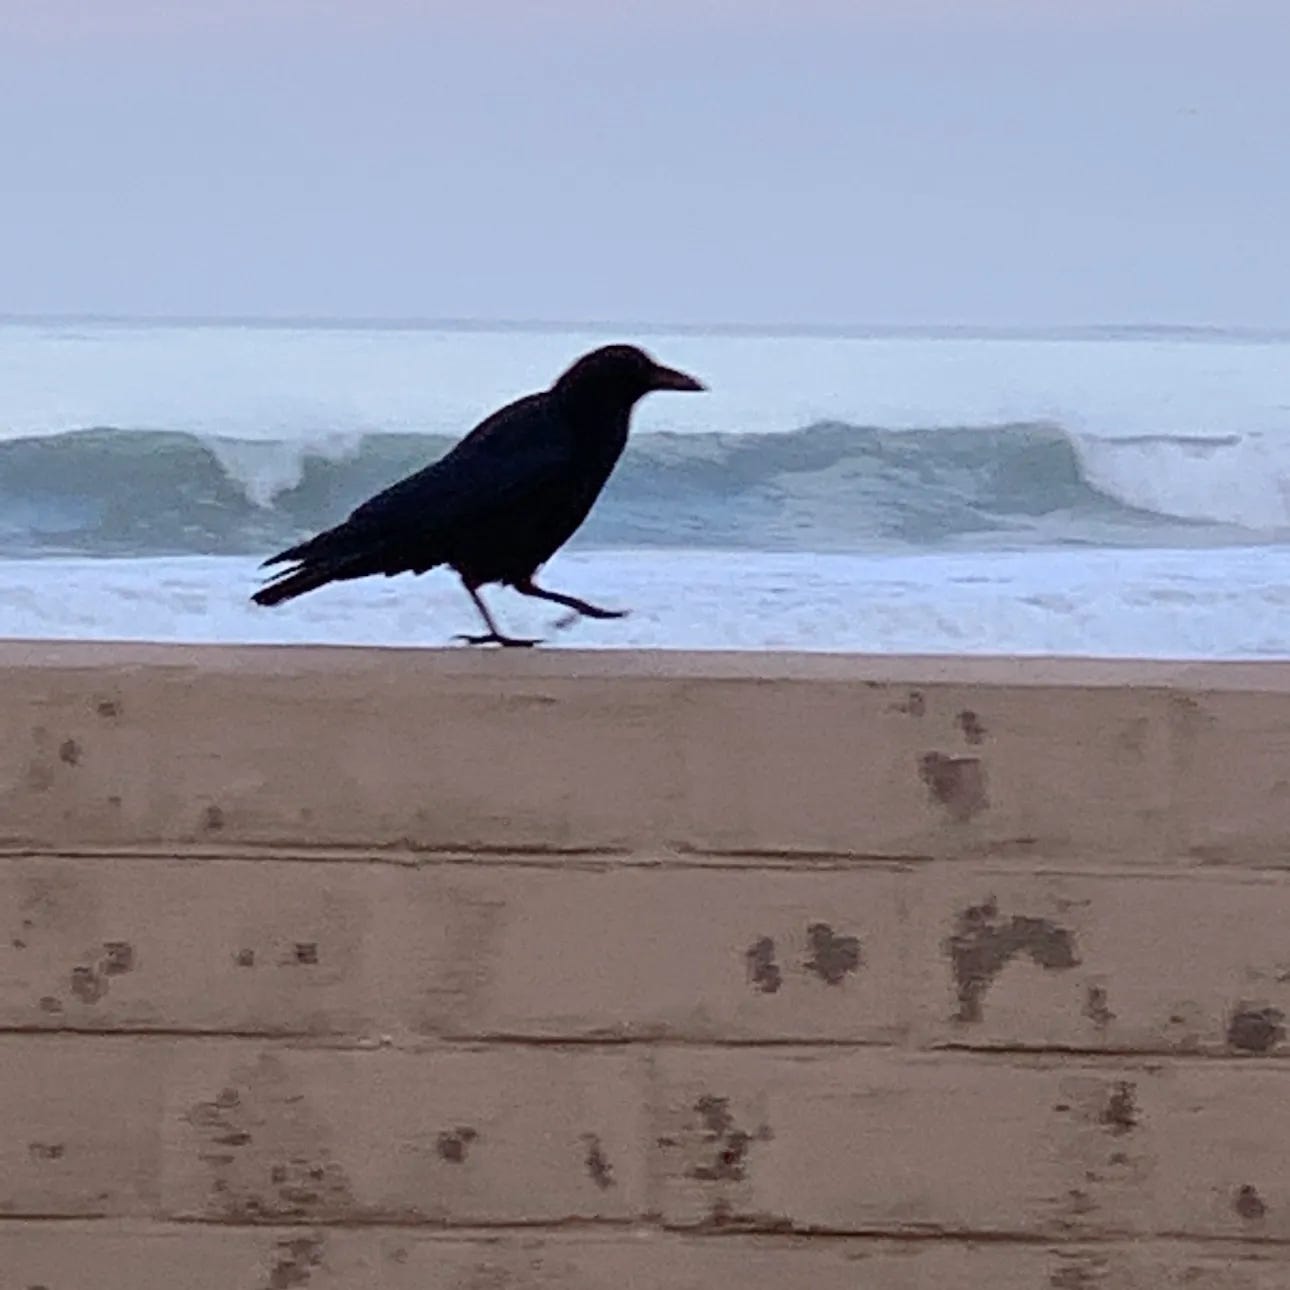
{"left": 251, "top": 343, "right": 705, "bottom": 646}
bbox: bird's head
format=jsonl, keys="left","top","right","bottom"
{"left": 553, "top": 344, "right": 706, "bottom": 411}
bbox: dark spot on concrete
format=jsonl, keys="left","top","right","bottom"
{"left": 38, "top": 995, "right": 63, "bottom": 1014}
{"left": 583, "top": 1133, "right": 615, "bottom": 1189}
{"left": 70, "top": 964, "right": 107, "bottom": 1004}
{"left": 708, "top": 1198, "right": 734, "bottom": 1226}
{"left": 293, "top": 942, "right": 319, "bottom": 966}
{"left": 1099, "top": 1081, "right": 1137, "bottom": 1135}
{"left": 188, "top": 1058, "right": 355, "bottom": 1221}
{"left": 1084, "top": 985, "right": 1115, "bottom": 1028}
{"left": 919, "top": 752, "right": 989, "bottom": 822}
{"left": 252, "top": 1159, "right": 350, "bottom": 1219}
{"left": 688, "top": 1095, "right": 769, "bottom": 1184}
{"left": 1050, "top": 1257, "right": 1109, "bottom": 1290}
{"left": 958, "top": 710, "right": 986, "bottom": 744}
{"left": 692, "top": 1131, "right": 751, "bottom": 1182}
{"left": 1065, "top": 1187, "right": 1095, "bottom": 1216}
{"left": 1053, "top": 1103, "right": 1071, "bottom": 1113}
{"left": 12, "top": 938, "right": 25, "bottom": 950}
{"left": 696, "top": 1094, "right": 733, "bottom": 1139}
{"left": 58, "top": 738, "right": 82, "bottom": 766}
{"left": 28, "top": 1142, "right": 65, "bottom": 1161}
{"left": 107, "top": 794, "right": 122, "bottom": 809}
{"left": 102, "top": 941, "right": 134, "bottom": 975}
{"left": 95, "top": 699, "right": 120, "bottom": 719}
{"left": 803, "top": 923, "right": 862, "bottom": 985}
{"left": 698, "top": 1202, "right": 793, "bottom": 1233}
{"left": 235, "top": 948, "right": 256, "bottom": 967}
{"left": 267, "top": 1235, "right": 324, "bottom": 1290}
{"left": 890, "top": 689, "right": 925, "bottom": 717}
{"left": 945, "top": 897, "right": 1079, "bottom": 1023}
{"left": 436, "top": 1126, "right": 478, "bottom": 1163}
{"left": 1235, "top": 1184, "right": 1267, "bottom": 1220}
{"left": 744, "top": 937, "right": 782, "bottom": 994}
{"left": 1228, "top": 1005, "right": 1285, "bottom": 1053}
{"left": 202, "top": 804, "right": 225, "bottom": 832}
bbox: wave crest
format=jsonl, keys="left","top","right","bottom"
{"left": 0, "top": 421, "right": 1279, "bottom": 558}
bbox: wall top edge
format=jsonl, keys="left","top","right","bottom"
{"left": 2, "top": 639, "right": 1288, "bottom": 692}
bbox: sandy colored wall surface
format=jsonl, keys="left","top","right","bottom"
{"left": 4, "top": 640, "right": 1290, "bottom": 1287}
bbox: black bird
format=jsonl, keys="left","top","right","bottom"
{"left": 251, "top": 343, "right": 706, "bottom": 646}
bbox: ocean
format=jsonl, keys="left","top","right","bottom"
{"left": 2, "top": 319, "right": 1288, "bottom": 657}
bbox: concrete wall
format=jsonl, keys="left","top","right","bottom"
{"left": 3, "top": 641, "right": 1290, "bottom": 1287}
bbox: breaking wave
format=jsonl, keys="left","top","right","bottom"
{"left": 1, "top": 421, "right": 1285, "bottom": 558}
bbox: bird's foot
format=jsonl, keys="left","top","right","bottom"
{"left": 552, "top": 606, "right": 630, "bottom": 631}
{"left": 453, "top": 632, "right": 542, "bottom": 649}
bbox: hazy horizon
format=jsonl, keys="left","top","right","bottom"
{"left": 2, "top": 0, "right": 1288, "bottom": 328}
{"left": 6, "top": 313, "right": 1290, "bottom": 340}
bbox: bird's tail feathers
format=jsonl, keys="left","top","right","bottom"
{"left": 260, "top": 526, "right": 342, "bottom": 569}
{"left": 252, "top": 523, "right": 375, "bottom": 607}
{"left": 251, "top": 564, "right": 340, "bottom": 607}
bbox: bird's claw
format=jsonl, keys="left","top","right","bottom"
{"left": 453, "top": 632, "right": 541, "bottom": 649}
{"left": 552, "top": 605, "right": 629, "bottom": 632}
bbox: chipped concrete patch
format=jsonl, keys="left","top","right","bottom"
{"left": 1227, "top": 1005, "right": 1285, "bottom": 1054}
{"left": 744, "top": 937, "right": 782, "bottom": 994}
{"left": 946, "top": 897, "right": 1079, "bottom": 1023}
{"left": 803, "top": 923, "right": 862, "bottom": 985}
{"left": 919, "top": 752, "right": 989, "bottom": 822}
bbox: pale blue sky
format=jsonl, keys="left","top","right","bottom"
{"left": 1, "top": 0, "right": 1287, "bottom": 327}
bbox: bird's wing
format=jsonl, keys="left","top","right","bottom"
{"left": 258, "top": 392, "right": 575, "bottom": 578}
{"left": 345, "top": 392, "right": 573, "bottom": 537}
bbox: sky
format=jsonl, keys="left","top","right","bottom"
{"left": 1, "top": 0, "right": 1287, "bottom": 328}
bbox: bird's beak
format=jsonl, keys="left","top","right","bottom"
{"left": 650, "top": 363, "right": 706, "bottom": 392}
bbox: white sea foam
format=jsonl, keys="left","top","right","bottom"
{"left": 3, "top": 548, "right": 1288, "bottom": 659}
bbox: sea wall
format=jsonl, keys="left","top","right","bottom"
{"left": 3, "top": 641, "right": 1290, "bottom": 1288}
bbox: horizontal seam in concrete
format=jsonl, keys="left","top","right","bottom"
{"left": 0, "top": 843, "right": 638, "bottom": 862}
{"left": 0, "top": 1030, "right": 898, "bottom": 1048}
{"left": 927, "top": 1041, "right": 1287, "bottom": 1060}
{"left": 171, "top": 1216, "right": 648, "bottom": 1233}
{"left": 11, "top": 847, "right": 1289, "bottom": 875}
{"left": 4, "top": 1034, "right": 1290, "bottom": 1069}
{"left": 659, "top": 1223, "right": 1290, "bottom": 1246}
{"left": 6, "top": 1213, "right": 1290, "bottom": 1248}
{"left": 0, "top": 1216, "right": 1281, "bottom": 1246}
{"left": 0, "top": 846, "right": 920, "bottom": 870}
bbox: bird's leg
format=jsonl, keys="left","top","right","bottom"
{"left": 453, "top": 582, "right": 541, "bottom": 648}
{"left": 514, "top": 578, "right": 629, "bottom": 623}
